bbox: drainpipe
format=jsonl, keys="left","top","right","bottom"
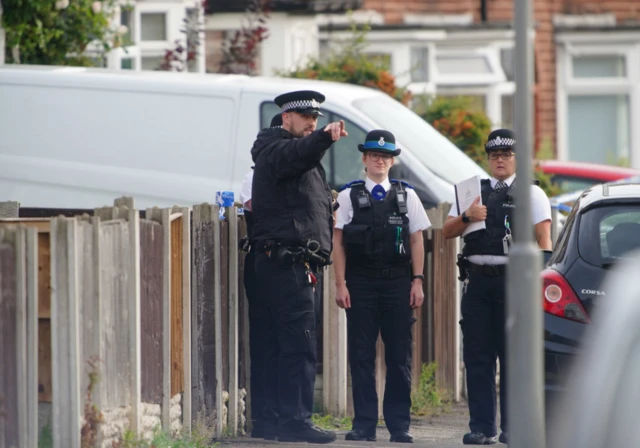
{"left": 480, "top": 0, "right": 487, "bottom": 22}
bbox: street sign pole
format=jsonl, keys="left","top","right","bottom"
{"left": 507, "top": 0, "right": 546, "bottom": 446}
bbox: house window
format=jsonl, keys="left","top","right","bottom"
{"left": 567, "top": 95, "right": 630, "bottom": 165}
{"left": 140, "top": 13, "right": 167, "bottom": 41}
{"left": 410, "top": 47, "right": 429, "bottom": 83}
{"left": 556, "top": 34, "right": 640, "bottom": 167}
{"left": 141, "top": 56, "right": 164, "bottom": 70}
{"left": 436, "top": 54, "right": 492, "bottom": 75}
{"left": 572, "top": 55, "right": 626, "bottom": 78}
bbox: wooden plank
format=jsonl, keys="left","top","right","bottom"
{"left": 0, "top": 239, "right": 19, "bottom": 447}
{"left": 227, "top": 207, "right": 239, "bottom": 435}
{"left": 171, "top": 216, "right": 184, "bottom": 397}
{"left": 128, "top": 210, "right": 142, "bottom": 434}
{"left": 38, "top": 232, "right": 51, "bottom": 319}
{"left": 161, "top": 209, "right": 172, "bottom": 431}
{"left": 99, "top": 219, "right": 132, "bottom": 410}
{"left": 432, "top": 228, "right": 458, "bottom": 397}
{"left": 26, "top": 227, "right": 39, "bottom": 447}
{"left": 213, "top": 206, "right": 224, "bottom": 439}
{"left": 38, "top": 320, "right": 52, "bottom": 403}
{"left": 323, "top": 266, "right": 347, "bottom": 416}
{"left": 177, "top": 207, "right": 192, "bottom": 433}
{"left": 0, "top": 219, "right": 50, "bottom": 233}
{"left": 50, "top": 217, "right": 81, "bottom": 448}
{"left": 220, "top": 220, "right": 230, "bottom": 397}
{"left": 16, "top": 228, "right": 28, "bottom": 447}
{"left": 191, "top": 205, "right": 217, "bottom": 421}
{"left": 140, "top": 220, "right": 164, "bottom": 405}
{"left": 77, "top": 220, "right": 98, "bottom": 407}
{"left": 237, "top": 217, "right": 248, "bottom": 393}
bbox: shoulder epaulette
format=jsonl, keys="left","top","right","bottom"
{"left": 339, "top": 179, "right": 365, "bottom": 192}
{"left": 390, "top": 179, "right": 414, "bottom": 189}
{"left": 480, "top": 178, "right": 491, "bottom": 185}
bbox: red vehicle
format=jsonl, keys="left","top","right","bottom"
{"left": 536, "top": 160, "right": 640, "bottom": 192}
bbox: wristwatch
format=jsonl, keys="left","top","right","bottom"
{"left": 461, "top": 211, "right": 471, "bottom": 223}
{"left": 412, "top": 274, "right": 425, "bottom": 282}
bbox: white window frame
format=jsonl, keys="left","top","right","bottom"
{"left": 106, "top": 0, "right": 205, "bottom": 73}
{"left": 319, "top": 29, "right": 517, "bottom": 128}
{"left": 555, "top": 32, "right": 640, "bottom": 167}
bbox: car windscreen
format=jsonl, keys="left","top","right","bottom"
{"left": 578, "top": 204, "right": 640, "bottom": 266}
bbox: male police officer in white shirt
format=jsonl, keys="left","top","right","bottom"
{"left": 333, "top": 130, "right": 431, "bottom": 444}
{"left": 443, "top": 128, "right": 551, "bottom": 445}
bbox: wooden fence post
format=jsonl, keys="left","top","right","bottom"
{"left": 146, "top": 208, "right": 172, "bottom": 432}
{"left": 173, "top": 207, "right": 192, "bottom": 434}
{"left": 212, "top": 205, "right": 224, "bottom": 439}
{"left": 322, "top": 266, "right": 348, "bottom": 416}
{"left": 25, "top": 226, "right": 39, "bottom": 448}
{"left": 227, "top": 206, "right": 239, "bottom": 436}
{"left": 128, "top": 209, "right": 142, "bottom": 434}
{"left": 50, "top": 217, "right": 82, "bottom": 448}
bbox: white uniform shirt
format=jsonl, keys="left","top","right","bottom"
{"left": 240, "top": 170, "right": 253, "bottom": 211}
{"left": 448, "top": 174, "right": 552, "bottom": 265}
{"left": 335, "top": 177, "right": 432, "bottom": 234}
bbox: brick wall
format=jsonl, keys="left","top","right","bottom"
{"left": 363, "top": 0, "right": 640, "bottom": 155}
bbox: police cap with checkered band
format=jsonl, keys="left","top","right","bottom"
{"left": 358, "top": 129, "right": 401, "bottom": 157}
{"left": 274, "top": 90, "right": 325, "bottom": 117}
{"left": 485, "top": 128, "right": 516, "bottom": 153}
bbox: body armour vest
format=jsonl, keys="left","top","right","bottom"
{"left": 462, "top": 179, "right": 538, "bottom": 256}
{"left": 342, "top": 180, "right": 412, "bottom": 270}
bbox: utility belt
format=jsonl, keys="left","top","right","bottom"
{"left": 255, "top": 239, "right": 332, "bottom": 269}
{"left": 456, "top": 255, "right": 506, "bottom": 280}
{"left": 347, "top": 264, "right": 410, "bottom": 279}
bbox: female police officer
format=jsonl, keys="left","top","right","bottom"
{"left": 333, "top": 130, "right": 431, "bottom": 444}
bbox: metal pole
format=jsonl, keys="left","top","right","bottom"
{"left": 507, "top": 0, "right": 546, "bottom": 447}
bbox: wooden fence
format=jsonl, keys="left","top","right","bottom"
{"left": 0, "top": 199, "right": 460, "bottom": 446}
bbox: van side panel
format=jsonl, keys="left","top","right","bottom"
{"left": 0, "top": 79, "right": 235, "bottom": 208}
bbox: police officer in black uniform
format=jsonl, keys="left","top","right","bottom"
{"left": 239, "top": 113, "right": 282, "bottom": 439}
{"left": 443, "top": 129, "right": 552, "bottom": 445}
{"left": 251, "top": 90, "right": 347, "bottom": 444}
{"left": 333, "top": 130, "right": 431, "bottom": 444}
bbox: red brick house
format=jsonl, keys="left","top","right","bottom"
{"left": 206, "top": 0, "right": 640, "bottom": 167}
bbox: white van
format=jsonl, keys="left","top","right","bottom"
{"left": 0, "top": 65, "right": 486, "bottom": 210}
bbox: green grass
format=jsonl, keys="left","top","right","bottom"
{"left": 38, "top": 424, "right": 53, "bottom": 448}
{"left": 311, "top": 413, "right": 352, "bottom": 431}
{"left": 410, "top": 362, "right": 453, "bottom": 417}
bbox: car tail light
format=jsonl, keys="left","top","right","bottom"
{"left": 541, "top": 269, "right": 590, "bottom": 324}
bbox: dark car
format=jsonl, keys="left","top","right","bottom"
{"left": 543, "top": 182, "right": 640, "bottom": 409}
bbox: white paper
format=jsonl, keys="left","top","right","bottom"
{"left": 455, "top": 175, "right": 486, "bottom": 237}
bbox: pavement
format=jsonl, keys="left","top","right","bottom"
{"left": 219, "top": 401, "right": 493, "bottom": 448}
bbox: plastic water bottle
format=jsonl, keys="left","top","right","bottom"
{"left": 216, "top": 191, "right": 234, "bottom": 221}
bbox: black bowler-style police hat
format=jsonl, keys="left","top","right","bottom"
{"left": 358, "top": 129, "right": 401, "bottom": 157}
{"left": 270, "top": 113, "right": 283, "bottom": 128}
{"left": 485, "top": 128, "right": 516, "bottom": 153}
{"left": 274, "top": 90, "right": 325, "bottom": 117}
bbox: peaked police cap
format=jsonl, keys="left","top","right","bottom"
{"left": 357, "top": 129, "right": 401, "bottom": 157}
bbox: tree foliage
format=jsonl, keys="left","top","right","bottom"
{"left": 278, "top": 20, "right": 412, "bottom": 105}
{"left": 2, "top": 0, "right": 121, "bottom": 66}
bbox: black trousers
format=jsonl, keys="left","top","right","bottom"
{"left": 254, "top": 252, "right": 317, "bottom": 434}
{"left": 345, "top": 273, "right": 414, "bottom": 434}
{"left": 244, "top": 251, "right": 272, "bottom": 433}
{"left": 460, "top": 270, "right": 507, "bottom": 437}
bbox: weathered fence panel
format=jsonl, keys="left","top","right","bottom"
{"left": 140, "top": 219, "right": 164, "bottom": 414}
{"left": 0, "top": 231, "right": 19, "bottom": 447}
{"left": 191, "top": 204, "right": 224, "bottom": 438}
{"left": 50, "top": 217, "right": 82, "bottom": 448}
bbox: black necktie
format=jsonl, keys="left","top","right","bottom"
{"left": 494, "top": 181, "right": 508, "bottom": 192}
